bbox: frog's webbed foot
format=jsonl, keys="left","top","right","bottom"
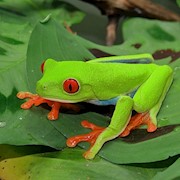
{"left": 67, "top": 113, "right": 157, "bottom": 158}
{"left": 66, "top": 113, "right": 157, "bottom": 147}
{"left": 67, "top": 120, "right": 105, "bottom": 150}
{"left": 17, "top": 91, "right": 79, "bottom": 120}
{"left": 120, "top": 112, "right": 157, "bottom": 137}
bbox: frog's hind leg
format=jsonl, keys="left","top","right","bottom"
{"left": 122, "top": 65, "right": 173, "bottom": 136}
{"left": 147, "top": 66, "right": 173, "bottom": 131}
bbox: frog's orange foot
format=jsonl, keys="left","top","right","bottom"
{"left": 17, "top": 91, "right": 80, "bottom": 120}
{"left": 120, "top": 112, "right": 157, "bottom": 137}
{"left": 17, "top": 92, "right": 47, "bottom": 108}
{"left": 67, "top": 120, "right": 105, "bottom": 147}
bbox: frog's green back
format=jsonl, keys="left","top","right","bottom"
{"left": 85, "top": 62, "right": 157, "bottom": 99}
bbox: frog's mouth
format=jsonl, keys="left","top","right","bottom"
{"left": 42, "top": 97, "right": 77, "bottom": 103}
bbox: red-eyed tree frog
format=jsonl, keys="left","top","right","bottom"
{"left": 17, "top": 54, "right": 173, "bottom": 159}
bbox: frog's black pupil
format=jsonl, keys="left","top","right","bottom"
{"left": 69, "top": 84, "right": 72, "bottom": 91}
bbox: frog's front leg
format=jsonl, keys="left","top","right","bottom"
{"left": 83, "top": 96, "right": 133, "bottom": 159}
{"left": 67, "top": 96, "right": 134, "bottom": 159}
{"left": 17, "top": 91, "right": 79, "bottom": 120}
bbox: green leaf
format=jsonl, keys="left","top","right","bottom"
{"left": 152, "top": 158, "right": 180, "bottom": 180}
{"left": 0, "top": 0, "right": 85, "bottom": 26}
{"left": 0, "top": 148, "right": 160, "bottom": 179}
{"left": 0, "top": 144, "right": 54, "bottom": 161}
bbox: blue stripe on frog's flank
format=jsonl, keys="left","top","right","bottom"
{"left": 87, "top": 96, "right": 120, "bottom": 106}
{"left": 87, "top": 89, "right": 138, "bottom": 106}
{"left": 97, "top": 58, "right": 152, "bottom": 64}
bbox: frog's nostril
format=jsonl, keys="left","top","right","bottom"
{"left": 43, "top": 85, "right": 47, "bottom": 90}
{"left": 36, "top": 81, "right": 48, "bottom": 94}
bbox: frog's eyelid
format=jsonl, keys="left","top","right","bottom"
{"left": 41, "top": 61, "right": 46, "bottom": 73}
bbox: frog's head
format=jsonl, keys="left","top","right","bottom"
{"left": 36, "top": 59, "right": 95, "bottom": 103}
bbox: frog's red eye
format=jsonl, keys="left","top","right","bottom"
{"left": 41, "top": 61, "right": 45, "bottom": 73}
{"left": 63, "top": 79, "right": 79, "bottom": 94}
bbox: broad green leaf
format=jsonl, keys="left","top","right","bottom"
{"left": 0, "top": 0, "right": 85, "bottom": 26}
{"left": 0, "top": 19, "right": 30, "bottom": 96}
{"left": 0, "top": 148, "right": 160, "bottom": 180}
{"left": 152, "top": 158, "right": 180, "bottom": 180}
{"left": 0, "top": 9, "right": 36, "bottom": 145}
{"left": 0, "top": 144, "right": 54, "bottom": 161}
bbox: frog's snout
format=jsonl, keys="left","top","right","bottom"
{"left": 36, "top": 81, "right": 48, "bottom": 95}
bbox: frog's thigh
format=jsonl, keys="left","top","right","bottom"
{"left": 133, "top": 65, "right": 173, "bottom": 118}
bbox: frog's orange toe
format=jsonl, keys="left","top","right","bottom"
{"left": 20, "top": 101, "right": 34, "bottom": 109}
{"left": 83, "top": 150, "right": 95, "bottom": 159}
{"left": 17, "top": 91, "right": 81, "bottom": 121}
{"left": 120, "top": 112, "right": 157, "bottom": 137}
{"left": 66, "top": 120, "right": 105, "bottom": 148}
{"left": 146, "top": 120, "right": 157, "bottom": 132}
{"left": 17, "top": 92, "right": 25, "bottom": 99}
{"left": 120, "top": 129, "right": 130, "bottom": 137}
{"left": 17, "top": 92, "right": 37, "bottom": 99}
